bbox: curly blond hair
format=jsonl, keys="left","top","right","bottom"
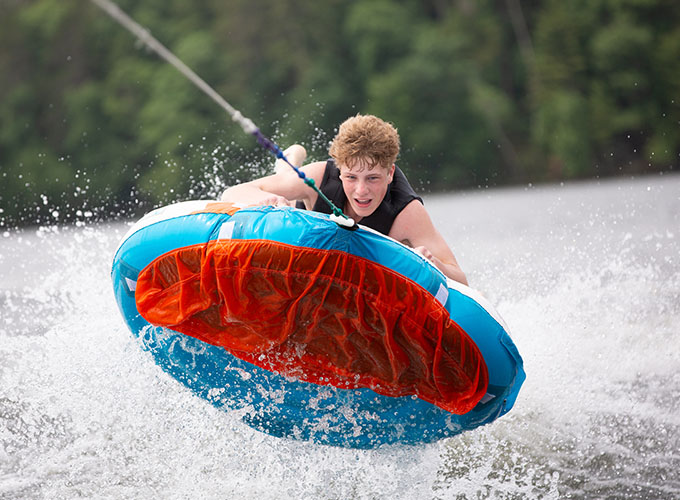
{"left": 329, "top": 114, "right": 400, "bottom": 170}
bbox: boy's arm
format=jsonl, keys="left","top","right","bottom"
{"left": 389, "top": 200, "right": 468, "bottom": 285}
{"left": 221, "top": 146, "right": 325, "bottom": 208}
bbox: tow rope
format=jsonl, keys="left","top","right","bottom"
{"left": 89, "top": 0, "right": 355, "bottom": 228}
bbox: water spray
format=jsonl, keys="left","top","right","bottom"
{"left": 89, "top": 0, "right": 354, "bottom": 228}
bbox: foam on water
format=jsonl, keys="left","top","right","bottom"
{"left": 1, "top": 174, "right": 679, "bottom": 499}
{"left": 427, "top": 174, "right": 680, "bottom": 499}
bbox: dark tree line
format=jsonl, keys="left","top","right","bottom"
{"left": 1, "top": 0, "right": 678, "bottom": 226}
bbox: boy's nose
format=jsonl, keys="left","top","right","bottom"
{"left": 356, "top": 180, "right": 370, "bottom": 195}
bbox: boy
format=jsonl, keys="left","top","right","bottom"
{"left": 221, "top": 114, "right": 467, "bottom": 285}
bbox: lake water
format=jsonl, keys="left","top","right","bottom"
{"left": 1, "top": 173, "right": 678, "bottom": 499}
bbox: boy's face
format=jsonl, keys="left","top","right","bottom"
{"left": 338, "top": 158, "right": 395, "bottom": 219}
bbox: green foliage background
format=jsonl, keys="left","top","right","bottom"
{"left": 1, "top": 0, "right": 678, "bottom": 226}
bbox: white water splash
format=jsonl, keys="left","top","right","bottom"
{"left": 1, "top": 174, "right": 679, "bottom": 499}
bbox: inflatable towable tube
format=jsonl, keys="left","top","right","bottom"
{"left": 111, "top": 200, "right": 525, "bottom": 448}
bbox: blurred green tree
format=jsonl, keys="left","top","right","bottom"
{"left": 0, "top": 0, "right": 677, "bottom": 227}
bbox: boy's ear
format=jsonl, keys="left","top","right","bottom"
{"left": 388, "top": 164, "right": 396, "bottom": 182}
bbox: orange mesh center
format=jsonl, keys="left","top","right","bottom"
{"left": 136, "top": 239, "right": 488, "bottom": 414}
